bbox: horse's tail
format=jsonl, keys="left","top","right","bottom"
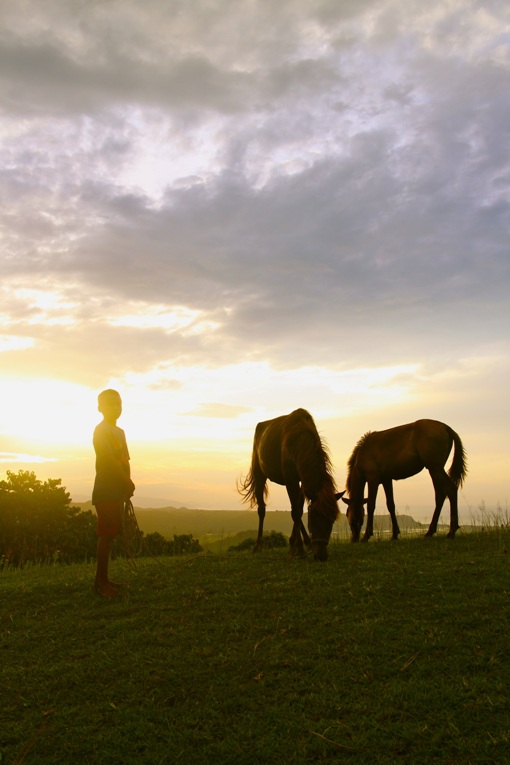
{"left": 237, "top": 442, "right": 267, "bottom": 508}
{"left": 238, "top": 421, "right": 270, "bottom": 507}
{"left": 448, "top": 427, "right": 468, "bottom": 488}
{"left": 237, "top": 467, "right": 257, "bottom": 507}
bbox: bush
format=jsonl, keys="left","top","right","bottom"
{"left": 142, "top": 532, "right": 203, "bottom": 557}
{"left": 229, "top": 530, "right": 288, "bottom": 552}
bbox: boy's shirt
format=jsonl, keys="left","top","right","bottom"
{"left": 92, "top": 420, "right": 131, "bottom": 504}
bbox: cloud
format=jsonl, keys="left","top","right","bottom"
{"left": 0, "top": 452, "right": 57, "bottom": 464}
{"left": 0, "top": 0, "right": 508, "bottom": 423}
{"left": 186, "top": 403, "right": 253, "bottom": 419}
{"left": 0, "top": 6, "right": 507, "bottom": 516}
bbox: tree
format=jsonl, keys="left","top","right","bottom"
{"left": 0, "top": 471, "right": 203, "bottom": 568}
{"left": 0, "top": 470, "right": 96, "bottom": 567}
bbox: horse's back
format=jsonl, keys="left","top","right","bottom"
{"left": 357, "top": 423, "right": 421, "bottom": 480}
{"left": 354, "top": 419, "right": 454, "bottom": 481}
{"left": 254, "top": 409, "right": 317, "bottom": 485}
{"left": 413, "top": 419, "right": 455, "bottom": 464}
{"left": 255, "top": 409, "right": 315, "bottom": 448}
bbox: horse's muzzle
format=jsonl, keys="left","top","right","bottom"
{"left": 313, "top": 542, "right": 328, "bottom": 562}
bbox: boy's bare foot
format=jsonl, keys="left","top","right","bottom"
{"left": 93, "top": 582, "right": 120, "bottom": 597}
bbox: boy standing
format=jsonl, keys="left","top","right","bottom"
{"left": 92, "top": 389, "right": 135, "bottom": 597}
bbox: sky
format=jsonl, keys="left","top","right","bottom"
{"left": 1, "top": 0, "right": 509, "bottom": 523}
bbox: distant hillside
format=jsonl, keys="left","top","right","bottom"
{"left": 74, "top": 502, "right": 427, "bottom": 541}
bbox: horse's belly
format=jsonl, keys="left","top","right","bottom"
{"left": 391, "top": 459, "right": 423, "bottom": 481}
{"left": 259, "top": 459, "right": 286, "bottom": 486}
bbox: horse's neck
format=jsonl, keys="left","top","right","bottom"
{"left": 347, "top": 465, "right": 365, "bottom": 497}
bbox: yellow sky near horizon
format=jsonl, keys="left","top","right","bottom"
{"left": 0, "top": 354, "right": 507, "bottom": 524}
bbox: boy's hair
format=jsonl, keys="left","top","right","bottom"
{"left": 98, "top": 389, "right": 121, "bottom": 412}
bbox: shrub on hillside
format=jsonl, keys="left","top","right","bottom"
{"left": 143, "top": 532, "right": 203, "bottom": 557}
{"left": 229, "top": 530, "right": 288, "bottom": 552}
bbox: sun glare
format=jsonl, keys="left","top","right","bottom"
{"left": 0, "top": 378, "right": 93, "bottom": 447}
{"left": 0, "top": 335, "right": 35, "bottom": 352}
{"left": 109, "top": 361, "right": 418, "bottom": 444}
{"left": 0, "top": 360, "right": 418, "bottom": 458}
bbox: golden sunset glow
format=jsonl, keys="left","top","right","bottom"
{"left": 0, "top": 1, "right": 508, "bottom": 521}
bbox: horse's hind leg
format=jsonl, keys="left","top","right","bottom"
{"left": 443, "top": 473, "right": 460, "bottom": 538}
{"left": 446, "top": 489, "right": 460, "bottom": 538}
{"left": 425, "top": 468, "right": 458, "bottom": 537}
{"left": 253, "top": 472, "right": 267, "bottom": 552}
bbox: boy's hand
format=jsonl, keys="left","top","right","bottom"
{"left": 126, "top": 479, "right": 136, "bottom": 498}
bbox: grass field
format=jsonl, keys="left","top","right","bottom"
{"left": 1, "top": 529, "right": 509, "bottom": 764}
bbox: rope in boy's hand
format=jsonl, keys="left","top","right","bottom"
{"left": 121, "top": 498, "right": 142, "bottom": 564}
{"left": 121, "top": 498, "right": 208, "bottom": 570}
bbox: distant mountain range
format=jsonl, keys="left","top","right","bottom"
{"left": 74, "top": 500, "right": 430, "bottom": 542}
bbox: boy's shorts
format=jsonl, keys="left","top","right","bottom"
{"left": 95, "top": 501, "right": 123, "bottom": 538}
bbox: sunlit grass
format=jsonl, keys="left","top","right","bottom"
{"left": 1, "top": 530, "right": 509, "bottom": 764}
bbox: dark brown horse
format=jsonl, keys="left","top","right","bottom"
{"left": 343, "top": 419, "right": 467, "bottom": 542}
{"left": 238, "top": 408, "right": 344, "bottom": 561}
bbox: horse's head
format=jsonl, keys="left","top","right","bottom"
{"left": 308, "top": 491, "right": 345, "bottom": 561}
{"left": 342, "top": 495, "right": 368, "bottom": 542}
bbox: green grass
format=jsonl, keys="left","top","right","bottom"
{"left": 1, "top": 530, "right": 510, "bottom": 764}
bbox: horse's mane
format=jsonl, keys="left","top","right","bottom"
{"left": 283, "top": 409, "right": 336, "bottom": 500}
{"left": 346, "top": 431, "right": 374, "bottom": 493}
{"left": 238, "top": 408, "right": 338, "bottom": 518}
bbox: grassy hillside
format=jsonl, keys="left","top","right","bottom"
{"left": 2, "top": 530, "right": 508, "bottom": 764}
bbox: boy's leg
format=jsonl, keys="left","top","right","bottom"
{"left": 94, "top": 536, "right": 119, "bottom": 596}
{"left": 94, "top": 501, "right": 123, "bottom": 597}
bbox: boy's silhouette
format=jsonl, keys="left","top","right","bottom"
{"left": 92, "top": 389, "right": 135, "bottom": 597}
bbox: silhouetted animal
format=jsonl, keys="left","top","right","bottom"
{"left": 238, "top": 408, "right": 344, "bottom": 561}
{"left": 343, "top": 419, "right": 467, "bottom": 542}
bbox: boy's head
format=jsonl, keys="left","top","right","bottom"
{"left": 98, "top": 389, "right": 122, "bottom": 419}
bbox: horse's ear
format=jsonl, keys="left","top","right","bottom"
{"left": 341, "top": 496, "right": 350, "bottom": 505}
{"left": 335, "top": 491, "right": 346, "bottom": 500}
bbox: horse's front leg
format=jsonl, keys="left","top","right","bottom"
{"left": 299, "top": 517, "right": 311, "bottom": 548}
{"left": 383, "top": 480, "right": 400, "bottom": 540}
{"left": 287, "top": 483, "right": 306, "bottom": 556}
{"left": 361, "top": 482, "right": 379, "bottom": 542}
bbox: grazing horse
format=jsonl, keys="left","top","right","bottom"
{"left": 343, "top": 419, "right": 467, "bottom": 542}
{"left": 238, "top": 408, "right": 344, "bottom": 561}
